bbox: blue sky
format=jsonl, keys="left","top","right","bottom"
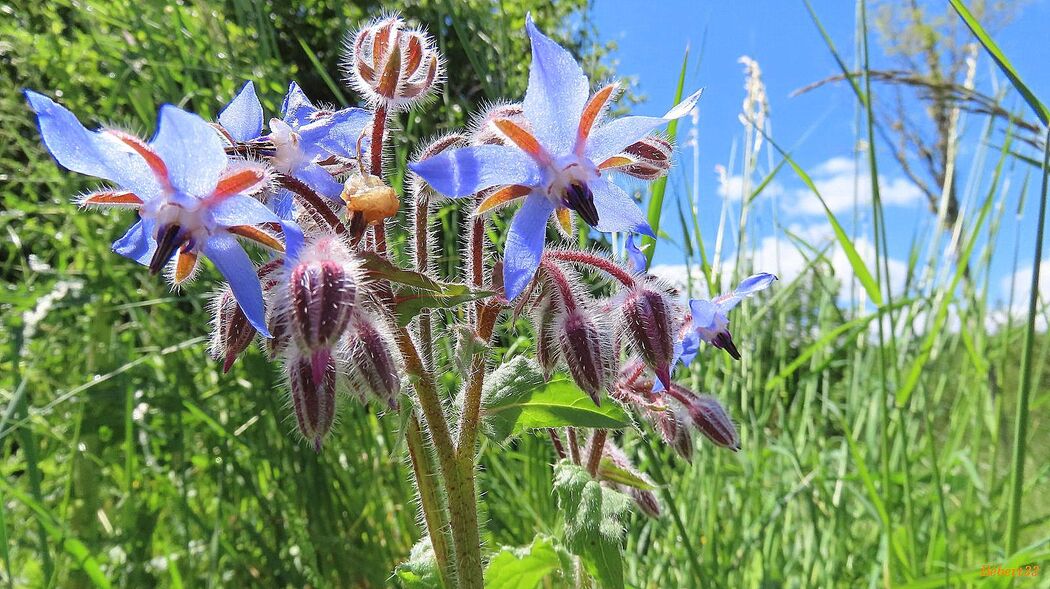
{"left": 592, "top": 0, "right": 1050, "bottom": 311}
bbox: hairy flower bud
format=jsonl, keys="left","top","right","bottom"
{"left": 556, "top": 306, "right": 614, "bottom": 405}
{"left": 630, "top": 488, "right": 662, "bottom": 518}
{"left": 616, "top": 135, "right": 673, "bottom": 180}
{"left": 287, "top": 347, "right": 338, "bottom": 452}
{"left": 343, "top": 14, "right": 443, "bottom": 110}
{"left": 344, "top": 312, "right": 401, "bottom": 408}
{"left": 654, "top": 406, "right": 694, "bottom": 462}
{"left": 532, "top": 293, "right": 561, "bottom": 380}
{"left": 686, "top": 394, "right": 740, "bottom": 451}
{"left": 621, "top": 285, "right": 676, "bottom": 389}
{"left": 286, "top": 238, "right": 359, "bottom": 351}
{"left": 209, "top": 287, "right": 257, "bottom": 373}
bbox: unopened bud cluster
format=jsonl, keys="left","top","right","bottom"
{"left": 343, "top": 14, "right": 443, "bottom": 111}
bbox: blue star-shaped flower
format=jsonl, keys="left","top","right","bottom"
{"left": 653, "top": 273, "right": 776, "bottom": 391}
{"left": 409, "top": 14, "right": 701, "bottom": 299}
{"left": 26, "top": 90, "right": 303, "bottom": 335}
{"left": 217, "top": 81, "right": 372, "bottom": 217}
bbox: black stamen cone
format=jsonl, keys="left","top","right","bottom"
{"left": 712, "top": 331, "right": 741, "bottom": 360}
{"left": 149, "top": 224, "right": 183, "bottom": 275}
{"left": 563, "top": 182, "right": 599, "bottom": 227}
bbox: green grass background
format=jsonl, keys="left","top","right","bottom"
{"left": 2, "top": 0, "right": 1048, "bottom": 587}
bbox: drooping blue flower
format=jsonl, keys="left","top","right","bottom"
{"left": 625, "top": 234, "right": 649, "bottom": 273}
{"left": 217, "top": 81, "right": 372, "bottom": 217}
{"left": 653, "top": 273, "right": 776, "bottom": 392}
{"left": 26, "top": 90, "right": 303, "bottom": 335}
{"left": 409, "top": 14, "right": 702, "bottom": 300}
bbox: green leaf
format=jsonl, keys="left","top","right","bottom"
{"left": 950, "top": 0, "right": 1049, "bottom": 125}
{"left": 597, "top": 457, "right": 655, "bottom": 491}
{"left": 0, "top": 477, "right": 110, "bottom": 589}
{"left": 484, "top": 535, "right": 569, "bottom": 589}
{"left": 479, "top": 358, "right": 631, "bottom": 442}
{"left": 358, "top": 252, "right": 444, "bottom": 292}
{"left": 553, "top": 461, "right": 629, "bottom": 589}
{"left": 394, "top": 285, "right": 494, "bottom": 327}
{"left": 758, "top": 130, "right": 883, "bottom": 306}
{"left": 394, "top": 538, "right": 441, "bottom": 589}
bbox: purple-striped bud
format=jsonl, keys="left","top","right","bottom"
{"left": 630, "top": 488, "right": 662, "bottom": 518}
{"left": 344, "top": 312, "right": 401, "bottom": 408}
{"left": 621, "top": 286, "right": 676, "bottom": 390}
{"left": 209, "top": 287, "right": 257, "bottom": 373}
{"left": 556, "top": 306, "right": 614, "bottom": 405}
{"left": 264, "top": 308, "right": 290, "bottom": 361}
{"left": 686, "top": 395, "right": 739, "bottom": 451}
{"left": 287, "top": 238, "right": 358, "bottom": 351}
{"left": 655, "top": 407, "right": 694, "bottom": 462}
{"left": 287, "top": 347, "right": 338, "bottom": 452}
{"left": 532, "top": 293, "right": 560, "bottom": 380}
{"left": 617, "top": 135, "right": 673, "bottom": 180}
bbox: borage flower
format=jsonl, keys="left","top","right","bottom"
{"left": 678, "top": 273, "right": 777, "bottom": 366}
{"left": 409, "top": 14, "right": 702, "bottom": 299}
{"left": 26, "top": 90, "right": 301, "bottom": 335}
{"left": 217, "top": 81, "right": 371, "bottom": 216}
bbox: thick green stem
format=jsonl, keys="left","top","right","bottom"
{"left": 406, "top": 417, "right": 454, "bottom": 588}
{"left": 395, "top": 327, "right": 485, "bottom": 588}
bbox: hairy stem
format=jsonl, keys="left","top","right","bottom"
{"left": 405, "top": 417, "right": 454, "bottom": 588}
{"left": 567, "top": 428, "right": 581, "bottom": 464}
{"left": 547, "top": 249, "right": 636, "bottom": 287}
{"left": 586, "top": 429, "right": 607, "bottom": 476}
{"left": 370, "top": 105, "right": 388, "bottom": 178}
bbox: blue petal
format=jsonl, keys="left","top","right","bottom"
{"left": 625, "top": 234, "right": 648, "bottom": 272}
{"left": 211, "top": 194, "right": 281, "bottom": 227}
{"left": 112, "top": 217, "right": 157, "bottom": 265}
{"left": 281, "top": 220, "right": 304, "bottom": 263}
{"left": 202, "top": 233, "right": 270, "bottom": 336}
{"left": 281, "top": 81, "right": 317, "bottom": 128}
{"left": 150, "top": 105, "right": 227, "bottom": 197}
{"left": 586, "top": 88, "right": 702, "bottom": 163}
{"left": 689, "top": 299, "right": 719, "bottom": 333}
{"left": 409, "top": 145, "right": 540, "bottom": 198}
{"left": 25, "top": 90, "right": 161, "bottom": 200}
{"left": 715, "top": 272, "right": 778, "bottom": 313}
{"left": 298, "top": 107, "right": 371, "bottom": 160}
{"left": 297, "top": 162, "right": 345, "bottom": 202}
{"left": 678, "top": 331, "right": 700, "bottom": 366}
{"left": 588, "top": 177, "right": 654, "bottom": 236}
{"left": 503, "top": 194, "right": 554, "bottom": 300}
{"left": 270, "top": 189, "right": 295, "bottom": 220}
{"left": 523, "top": 14, "right": 591, "bottom": 154}
{"left": 218, "top": 81, "right": 264, "bottom": 142}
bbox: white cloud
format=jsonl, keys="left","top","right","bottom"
{"left": 717, "top": 172, "right": 784, "bottom": 201}
{"left": 988, "top": 260, "right": 1050, "bottom": 331}
{"left": 649, "top": 222, "right": 908, "bottom": 305}
{"left": 788, "top": 156, "right": 924, "bottom": 215}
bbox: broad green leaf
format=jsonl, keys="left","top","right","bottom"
{"left": 553, "top": 461, "right": 629, "bottom": 589}
{"left": 480, "top": 358, "right": 631, "bottom": 442}
{"left": 358, "top": 251, "right": 443, "bottom": 292}
{"left": 394, "top": 538, "right": 441, "bottom": 589}
{"left": 484, "top": 535, "right": 569, "bottom": 589}
{"left": 597, "top": 457, "right": 655, "bottom": 491}
{"left": 394, "top": 285, "right": 494, "bottom": 327}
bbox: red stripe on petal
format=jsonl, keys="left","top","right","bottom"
{"left": 106, "top": 130, "right": 172, "bottom": 191}
{"left": 492, "top": 119, "right": 550, "bottom": 164}
{"left": 475, "top": 185, "right": 532, "bottom": 215}
{"left": 210, "top": 166, "right": 270, "bottom": 201}
{"left": 576, "top": 84, "right": 618, "bottom": 153}
{"left": 173, "top": 247, "right": 198, "bottom": 284}
{"left": 229, "top": 225, "right": 285, "bottom": 252}
{"left": 79, "top": 190, "right": 143, "bottom": 208}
